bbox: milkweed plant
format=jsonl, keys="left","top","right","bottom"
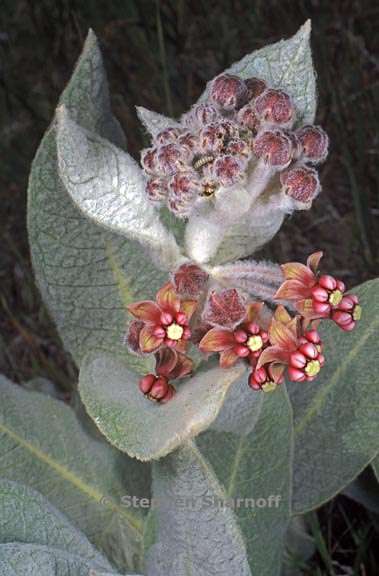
{"left": 0, "top": 21, "right": 378, "bottom": 576}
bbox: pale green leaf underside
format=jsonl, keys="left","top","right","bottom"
{"left": 0, "top": 544, "right": 112, "bottom": 576}
{"left": 79, "top": 351, "right": 245, "bottom": 461}
{"left": 0, "top": 479, "right": 110, "bottom": 570}
{"left": 136, "top": 106, "right": 180, "bottom": 138}
{"left": 197, "top": 386, "right": 293, "bottom": 576}
{"left": 0, "top": 375, "right": 149, "bottom": 573}
{"left": 290, "top": 279, "right": 379, "bottom": 513}
{"left": 27, "top": 30, "right": 168, "bottom": 367}
{"left": 147, "top": 441, "right": 252, "bottom": 576}
{"left": 56, "top": 107, "right": 182, "bottom": 271}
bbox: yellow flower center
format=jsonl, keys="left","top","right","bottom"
{"left": 262, "top": 381, "right": 277, "bottom": 393}
{"left": 305, "top": 360, "right": 320, "bottom": 377}
{"left": 329, "top": 289, "right": 343, "bottom": 306}
{"left": 247, "top": 335, "right": 263, "bottom": 352}
{"left": 166, "top": 323, "right": 184, "bottom": 341}
{"left": 353, "top": 305, "right": 362, "bottom": 321}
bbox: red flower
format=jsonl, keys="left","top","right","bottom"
{"left": 138, "top": 347, "right": 193, "bottom": 404}
{"left": 275, "top": 251, "right": 348, "bottom": 320}
{"left": 257, "top": 306, "right": 325, "bottom": 383}
{"left": 127, "top": 282, "right": 197, "bottom": 354}
{"left": 331, "top": 294, "right": 362, "bottom": 332}
{"left": 199, "top": 301, "right": 269, "bottom": 368}
{"left": 248, "top": 363, "right": 285, "bottom": 393}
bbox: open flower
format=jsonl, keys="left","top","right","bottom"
{"left": 275, "top": 251, "right": 347, "bottom": 316}
{"left": 199, "top": 297, "right": 269, "bottom": 368}
{"left": 257, "top": 306, "right": 325, "bottom": 383}
{"left": 127, "top": 282, "right": 197, "bottom": 353}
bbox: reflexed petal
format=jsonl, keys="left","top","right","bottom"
{"left": 307, "top": 251, "right": 323, "bottom": 274}
{"left": 296, "top": 298, "right": 325, "bottom": 320}
{"left": 219, "top": 348, "right": 240, "bottom": 368}
{"left": 275, "top": 279, "right": 311, "bottom": 300}
{"left": 170, "top": 353, "right": 193, "bottom": 379}
{"left": 174, "top": 339, "right": 188, "bottom": 354}
{"left": 257, "top": 346, "right": 289, "bottom": 369}
{"left": 274, "top": 305, "right": 292, "bottom": 325}
{"left": 181, "top": 299, "right": 198, "bottom": 320}
{"left": 156, "top": 347, "right": 178, "bottom": 377}
{"left": 269, "top": 363, "right": 286, "bottom": 383}
{"left": 127, "top": 300, "right": 161, "bottom": 322}
{"left": 269, "top": 319, "right": 297, "bottom": 349}
{"left": 281, "top": 262, "right": 315, "bottom": 286}
{"left": 126, "top": 320, "right": 144, "bottom": 354}
{"left": 140, "top": 325, "right": 164, "bottom": 353}
{"left": 245, "top": 302, "right": 264, "bottom": 323}
{"left": 156, "top": 281, "right": 181, "bottom": 313}
{"left": 199, "top": 327, "right": 235, "bottom": 352}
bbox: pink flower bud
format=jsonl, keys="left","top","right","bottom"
{"left": 210, "top": 73, "right": 248, "bottom": 110}
{"left": 141, "top": 147, "right": 158, "bottom": 174}
{"left": 139, "top": 374, "right": 156, "bottom": 394}
{"left": 199, "top": 122, "right": 228, "bottom": 154}
{"left": 254, "top": 89, "right": 295, "bottom": 125}
{"left": 280, "top": 166, "right": 320, "bottom": 202}
{"left": 212, "top": 154, "right": 246, "bottom": 186}
{"left": 146, "top": 177, "right": 168, "bottom": 203}
{"left": 178, "top": 131, "right": 198, "bottom": 152}
{"left": 149, "top": 376, "right": 170, "bottom": 400}
{"left": 237, "top": 103, "right": 260, "bottom": 133}
{"left": 157, "top": 143, "right": 191, "bottom": 175}
{"left": 169, "top": 170, "right": 201, "bottom": 201}
{"left": 296, "top": 125, "right": 329, "bottom": 164}
{"left": 253, "top": 129, "right": 293, "bottom": 167}
{"left": 189, "top": 103, "right": 220, "bottom": 127}
{"left": 331, "top": 294, "right": 361, "bottom": 331}
{"left": 226, "top": 138, "right": 251, "bottom": 158}
{"left": 160, "top": 384, "right": 176, "bottom": 403}
{"left": 245, "top": 77, "right": 267, "bottom": 101}
{"left": 155, "top": 127, "right": 182, "bottom": 145}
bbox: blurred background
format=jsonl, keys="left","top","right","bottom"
{"left": 0, "top": 0, "right": 378, "bottom": 574}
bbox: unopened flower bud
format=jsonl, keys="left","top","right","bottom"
{"left": 280, "top": 166, "right": 320, "bottom": 202}
{"left": 139, "top": 373, "right": 157, "bottom": 394}
{"left": 169, "top": 170, "right": 201, "bottom": 202}
{"left": 296, "top": 125, "right": 329, "bottom": 164}
{"left": 141, "top": 147, "right": 158, "bottom": 174}
{"left": 245, "top": 77, "right": 267, "bottom": 101}
{"left": 186, "top": 103, "right": 220, "bottom": 128}
{"left": 178, "top": 131, "right": 198, "bottom": 152}
{"left": 237, "top": 103, "right": 260, "bottom": 133}
{"left": 212, "top": 154, "right": 247, "bottom": 187}
{"left": 253, "top": 129, "right": 293, "bottom": 167}
{"left": 173, "top": 263, "right": 209, "bottom": 297}
{"left": 155, "top": 127, "right": 182, "bottom": 145}
{"left": 146, "top": 177, "right": 168, "bottom": 203}
{"left": 199, "top": 122, "right": 227, "bottom": 154}
{"left": 255, "top": 89, "right": 295, "bottom": 126}
{"left": 210, "top": 73, "right": 248, "bottom": 110}
{"left": 331, "top": 294, "right": 361, "bottom": 332}
{"left": 226, "top": 138, "right": 251, "bottom": 158}
{"left": 157, "top": 143, "right": 191, "bottom": 175}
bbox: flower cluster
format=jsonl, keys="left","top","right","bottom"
{"left": 140, "top": 73, "right": 328, "bottom": 218}
{"left": 125, "top": 255, "right": 361, "bottom": 402}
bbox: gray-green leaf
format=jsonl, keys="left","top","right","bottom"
{"left": 0, "top": 479, "right": 110, "bottom": 570}
{"left": 290, "top": 279, "right": 379, "bottom": 513}
{"left": 28, "top": 29, "right": 168, "bottom": 366}
{"left": 146, "top": 441, "right": 252, "bottom": 575}
{"left": 56, "top": 106, "right": 182, "bottom": 271}
{"left": 197, "top": 386, "right": 293, "bottom": 576}
{"left": 0, "top": 375, "right": 149, "bottom": 573}
{"left": 78, "top": 351, "right": 245, "bottom": 461}
{"left": 136, "top": 106, "right": 180, "bottom": 138}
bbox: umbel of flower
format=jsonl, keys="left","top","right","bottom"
{"left": 140, "top": 72, "right": 329, "bottom": 264}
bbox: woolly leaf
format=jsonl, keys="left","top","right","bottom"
{"left": 78, "top": 351, "right": 245, "bottom": 461}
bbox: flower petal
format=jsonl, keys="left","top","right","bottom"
{"left": 174, "top": 339, "right": 188, "bottom": 354}
{"left": 181, "top": 299, "right": 198, "bottom": 321}
{"left": 127, "top": 300, "right": 161, "bottom": 323}
{"left": 199, "top": 327, "right": 235, "bottom": 353}
{"left": 156, "top": 282, "right": 181, "bottom": 313}
{"left": 219, "top": 349, "right": 240, "bottom": 368}
{"left": 274, "top": 305, "right": 292, "bottom": 325}
{"left": 274, "top": 279, "right": 311, "bottom": 301}
{"left": 257, "top": 346, "right": 289, "bottom": 369}
{"left": 126, "top": 320, "right": 144, "bottom": 354}
{"left": 170, "top": 352, "right": 193, "bottom": 379}
{"left": 281, "top": 262, "right": 315, "bottom": 286}
{"left": 245, "top": 302, "right": 264, "bottom": 323}
{"left": 156, "top": 347, "right": 178, "bottom": 377}
{"left": 306, "top": 251, "right": 323, "bottom": 274}
{"left": 269, "top": 319, "right": 297, "bottom": 350}
{"left": 139, "top": 325, "right": 163, "bottom": 353}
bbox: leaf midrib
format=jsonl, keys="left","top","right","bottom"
{"left": 0, "top": 421, "right": 143, "bottom": 538}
